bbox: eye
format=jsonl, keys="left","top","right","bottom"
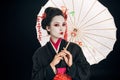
{"left": 62, "top": 23, "right": 66, "bottom": 27}
{"left": 54, "top": 24, "right": 59, "bottom": 27}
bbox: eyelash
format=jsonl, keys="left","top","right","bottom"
{"left": 62, "top": 23, "right": 66, "bottom": 26}
{"left": 54, "top": 24, "right": 59, "bottom": 27}
{"left": 54, "top": 23, "right": 66, "bottom": 27}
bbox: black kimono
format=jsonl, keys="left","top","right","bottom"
{"left": 32, "top": 39, "right": 90, "bottom": 80}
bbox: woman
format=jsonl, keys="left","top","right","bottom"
{"left": 32, "top": 7, "right": 90, "bottom": 80}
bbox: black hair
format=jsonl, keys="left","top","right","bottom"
{"left": 41, "top": 7, "right": 65, "bottom": 34}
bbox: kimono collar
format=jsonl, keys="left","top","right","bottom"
{"left": 50, "top": 38, "right": 62, "bottom": 52}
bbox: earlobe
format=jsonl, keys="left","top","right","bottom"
{"left": 46, "top": 26, "right": 50, "bottom": 31}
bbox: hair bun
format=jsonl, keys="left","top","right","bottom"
{"left": 41, "top": 7, "right": 65, "bottom": 32}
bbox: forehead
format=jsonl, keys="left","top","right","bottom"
{"left": 51, "top": 15, "right": 65, "bottom": 23}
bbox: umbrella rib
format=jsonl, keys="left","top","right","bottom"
{"left": 61, "top": 0, "right": 74, "bottom": 26}
{"left": 84, "top": 34, "right": 112, "bottom": 50}
{"left": 72, "top": 0, "right": 75, "bottom": 25}
{"left": 68, "top": 1, "right": 75, "bottom": 27}
{"left": 42, "top": 6, "right": 46, "bottom": 11}
{"left": 68, "top": 14, "right": 74, "bottom": 26}
{"left": 82, "top": 36, "right": 106, "bottom": 58}
{"left": 84, "top": 28, "right": 116, "bottom": 31}
{"left": 68, "top": 20, "right": 74, "bottom": 27}
{"left": 80, "top": 9, "right": 106, "bottom": 28}
{"left": 50, "top": 0, "right": 59, "bottom": 8}
{"left": 78, "top": 0, "right": 97, "bottom": 27}
{"left": 82, "top": 37, "right": 103, "bottom": 62}
{"left": 77, "top": 0, "right": 84, "bottom": 26}
{"left": 85, "top": 44, "right": 98, "bottom": 63}
{"left": 61, "top": 0, "right": 66, "bottom": 6}
{"left": 84, "top": 32, "right": 116, "bottom": 40}
{"left": 83, "top": 18, "right": 113, "bottom": 29}
{"left": 76, "top": 36, "right": 98, "bottom": 63}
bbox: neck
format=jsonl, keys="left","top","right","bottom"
{"left": 50, "top": 37, "right": 62, "bottom": 51}
{"left": 50, "top": 37, "right": 60, "bottom": 43}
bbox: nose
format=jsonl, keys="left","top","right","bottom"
{"left": 60, "top": 26, "right": 62, "bottom": 31}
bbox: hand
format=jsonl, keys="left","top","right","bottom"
{"left": 50, "top": 52, "right": 66, "bottom": 73}
{"left": 61, "top": 48, "right": 73, "bottom": 67}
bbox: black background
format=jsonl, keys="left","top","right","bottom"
{"left": 1, "top": 0, "right": 120, "bottom": 80}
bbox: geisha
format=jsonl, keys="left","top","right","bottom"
{"left": 32, "top": 7, "right": 90, "bottom": 80}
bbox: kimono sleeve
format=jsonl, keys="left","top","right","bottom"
{"left": 31, "top": 48, "right": 55, "bottom": 80}
{"left": 67, "top": 45, "right": 90, "bottom": 80}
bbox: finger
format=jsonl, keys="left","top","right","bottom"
{"left": 58, "top": 56, "right": 63, "bottom": 60}
{"left": 61, "top": 49, "right": 71, "bottom": 55}
{"left": 58, "top": 52, "right": 66, "bottom": 57}
{"left": 63, "top": 55, "right": 68, "bottom": 61}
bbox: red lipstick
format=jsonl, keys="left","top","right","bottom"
{"left": 60, "top": 32, "right": 63, "bottom": 35}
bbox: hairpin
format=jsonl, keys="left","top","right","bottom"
{"left": 61, "top": 6, "right": 67, "bottom": 20}
{"left": 63, "top": 9, "right": 67, "bottom": 20}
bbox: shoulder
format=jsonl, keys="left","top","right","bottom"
{"left": 62, "top": 39, "right": 82, "bottom": 51}
{"left": 62, "top": 39, "right": 80, "bottom": 47}
{"left": 69, "top": 42, "right": 82, "bottom": 51}
{"left": 70, "top": 42, "right": 80, "bottom": 48}
{"left": 32, "top": 45, "right": 47, "bottom": 59}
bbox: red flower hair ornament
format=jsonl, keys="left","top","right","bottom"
{"left": 62, "top": 8, "right": 67, "bottom": 20}
{"left": 40, "top": 13, "right": 46, "bottom": 19}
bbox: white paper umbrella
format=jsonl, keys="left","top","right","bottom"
{"left": 36, "top": 0, "right": 117, "bottom": 65}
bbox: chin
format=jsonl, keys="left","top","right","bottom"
{"left": 55, "top": 37, "right": 63, "bottom": 39}
{"left": 54, "top": 35, "right": 64, "bottom": 39}
{"left": 59, "top": 35, "right": 64, "bottom": 38}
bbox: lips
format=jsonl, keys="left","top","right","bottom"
{"left": 60, "top": 32, "right": 63, "bottom": 35}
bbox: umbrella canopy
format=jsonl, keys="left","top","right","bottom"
{"left": 36, "top": 0, "right": 117, "bottom": 65}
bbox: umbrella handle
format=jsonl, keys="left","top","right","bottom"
{"left": 65, "top": 41, "right": 70, "bottom": 49}
{"left": 65, "top": 36, "right": 73, "bottom": 49}
{"left": 65, "top": 28, "right": 77, "bottom": 49}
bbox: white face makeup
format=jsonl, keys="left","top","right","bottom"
{"left": 46, "top": 15, "right": 66, "bottom": 42}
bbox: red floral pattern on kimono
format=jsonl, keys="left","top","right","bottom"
{"left": 54, "top": 67, "right": 72, "bottom": 80}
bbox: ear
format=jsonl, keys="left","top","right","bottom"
{"left": 46, "top": 26, "right": 50, "bottom": 32}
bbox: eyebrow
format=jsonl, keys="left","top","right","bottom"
{"left": 53, "top": 21, "right": 66, "bottom": 23}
